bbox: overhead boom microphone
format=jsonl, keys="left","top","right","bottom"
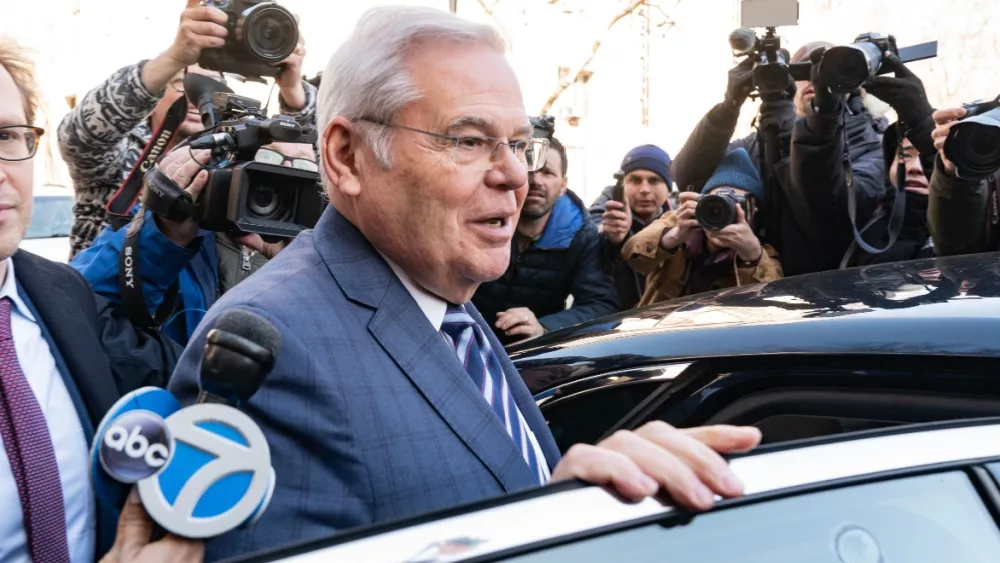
{"left": 198, "top": 309, "right": 282, "bottom": 407}
{"left": 183, "top": 73, "right": 235, "bottom": 129}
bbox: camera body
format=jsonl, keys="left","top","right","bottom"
{"left": 696, "top": 189, "right": 750, "bottom": 231}
{"left": 199, "top": 0, "right": 299, "bottom": 79}
{"left": 530, "top": 115, "right": 556, "bottom": 140}
{"left": 144, "top": 91, "right": 323, "bottom": 241}
{"left": 820, "top": 32, "right": 899, "bottom": 94}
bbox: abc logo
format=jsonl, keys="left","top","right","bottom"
{"left": 99, "top": 410, "right": 173, "bottom": 483}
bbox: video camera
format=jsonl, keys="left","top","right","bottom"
{"left": 696, "top": 189, "right": 754, "bottom": 231}
{"left": 531, "top": 115, "right": 556, "bottom": 140}
{"left": 199, "top": 0, "right": 299, "bottom": 80}
{"left": 945, "top": 94, "right": 1000, "bottom": 180}
{"left": 142, "top": 73, "right": 323, "bottom": 241}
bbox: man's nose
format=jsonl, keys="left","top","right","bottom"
{"left": 486, "top": 147, "right": 529, "bottom": 191}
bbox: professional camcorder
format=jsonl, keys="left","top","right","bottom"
{"left": 945, "top": 95, "right": 1000, "bottom": 180}
{"left": 199, "top": 0, "right": 299, "bottom": 79}
{"left": 530, "top": 115, "right": 556, "bottom": 140}
{"left": 696, "top": 189, "right": 753, "bottom": 232}
{"left": 142, "top": 74, "right": 323, "bottom": 241}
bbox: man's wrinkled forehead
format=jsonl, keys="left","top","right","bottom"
{"left": 0, "top": 68, "right": 25, "bottom": 125}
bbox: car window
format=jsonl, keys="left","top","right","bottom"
{"left": 543, "top": 383, "right": 661, "bottom": 453}
{"left": 498, "top": 471, "right": 1000, "bottom": 563}
{"left": 753, "top": 414, "right": 900, "bottom": 444}
{"left": 25, "top": 195, "right": 73, "bottom": 240}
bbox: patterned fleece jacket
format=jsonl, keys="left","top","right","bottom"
{"left": 57, "top": 60, "right": 317, "bottom": 258}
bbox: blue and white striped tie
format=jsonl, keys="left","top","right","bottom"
{"left": 441, "top": 304, "right": 548, "bottom": 485}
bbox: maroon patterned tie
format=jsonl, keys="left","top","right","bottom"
{"left": 0, "top": 297, "right": 70, "bottom": 562}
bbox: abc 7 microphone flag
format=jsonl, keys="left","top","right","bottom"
{"left": 90, "top": 387, "right": 276, "bottom": 539}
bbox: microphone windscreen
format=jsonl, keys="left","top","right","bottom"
{"left": 214, "top": 309, "right": 282, "bottom": 359}
{"left": 183, "top": 73, "right": 234, "bottom": 107}
{"left": 729, "top": 27, "right": 758, "bottom": 56}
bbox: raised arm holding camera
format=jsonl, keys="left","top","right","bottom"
{"left": 58, "top": 0, "right": 316, "bottom": 260}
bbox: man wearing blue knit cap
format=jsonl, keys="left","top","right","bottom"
{"left": 591, "top": 144, "right": 674, "bottom": 310}
{"left": 622, "top": 148, "right": 782, "bottom": 305}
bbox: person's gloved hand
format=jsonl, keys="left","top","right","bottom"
{"left": 809, "top": 47, "right": 844, "bottom": 114}
{"left": 865, "top": 52, "right": 933, "bottom": 128}
{"left": 724, "top": 57, "right": 756, "bottom": 109}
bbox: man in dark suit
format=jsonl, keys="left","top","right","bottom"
{"left": 0, "top": 36, "right": 203, "bottom": 562}
{"left": 168, "top": 6, "right": 762, "bottom": 561}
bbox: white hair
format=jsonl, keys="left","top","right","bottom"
{"left": 317, "top": 6, "right": 507, "bottom": 181}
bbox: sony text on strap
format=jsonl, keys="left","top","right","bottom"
{"left": 90, "top": 309, "right": 281, "bottom": 538}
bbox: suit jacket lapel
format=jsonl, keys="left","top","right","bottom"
{"left": 12, "top": 252, "right": 121, "bottom": 427}
{"left": 467, "top": 303, "right": 563, "bottom": 468}
{"left": 314, "top": 209, "right": 536, "bottom": 491}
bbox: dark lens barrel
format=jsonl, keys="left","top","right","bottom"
{"left": 945, "top": 107, "right": 1000, "bottom": 180}
{"left": 821, "top": 42, "right": 882, "bottom": 93}
{"left": 247, "top": 184, "right": 293, "bottom": 222}
{"left": 696, "top": 194, "right": 737, "bottom": 231}
{"left": 243, "top": 3, "right": 298, "bottom": 62}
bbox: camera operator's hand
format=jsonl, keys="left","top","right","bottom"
{"left": 865, "top": 52, "right": 933, "bottom": 127}
{"left": 273, "top": 15, "right": 308, "bottom": 110}
{"left": 601, "top": 200, "right": 632, "bottom": 246}
{"left": 496, "top": 307, "right": 545, "bottom": 341}
{"left": 144, "top": 0, "right": 229, "bottom": 93}
{"left": 660, "top": 191, "right": 700, "bottom": 251}
{"left": 153, "top": 148, "right": 212, "bottom": 248}
{"left": 704, "top": 206, "right": 762, "bottom": 262}
{"left": 724, "top": 57, "right": 756, "bottom": 110}
{"left": 232, "top": 234, "right": 290, "bottom": 260}
{"left": 99, "top": 489, "right": 204, "bottom": 563}
{"left": 931, "top": 107, "right": 967, "bottom": 178}
{"left": 808, "top": 47, "right": 844, "bottom": 114}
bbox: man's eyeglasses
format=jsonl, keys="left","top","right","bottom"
{"left": 358, "top": 119, "right": 549, "bottom": 172}
{"left": 0, "top": 126, "right": 45, "bottom": 162}
{"left": 255, "top": 147, "right": 319, "bottom": 172}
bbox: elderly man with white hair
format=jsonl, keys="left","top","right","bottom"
{"left": 168, "top": 6, "right": 762, "bottom": 560}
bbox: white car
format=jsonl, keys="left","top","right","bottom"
{"left": 20, "top": 185, "right": 73, "bottom": 263}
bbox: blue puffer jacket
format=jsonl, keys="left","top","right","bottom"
{"left": 70, "top": 208, "right": 219, "bottom": 346}
{"left": 472, "top": 189, "right": 619, "bottom": 346}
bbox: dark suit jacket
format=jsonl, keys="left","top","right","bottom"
{"left": 10, "top": 250, "right": 182, "bottom": 559}
{"left": 168, "top": 207, "right": 563, "bottom": 561}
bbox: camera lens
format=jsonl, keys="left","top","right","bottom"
{"left": 696, "top": 194, "right": 737, "bottom": 231}
{"left": 821, "top": 43, "right": 881, "bottom": 93}
{"left": 946, "top": 107, "right": 1000, "bottom": 180}
{"left": 248, "top": 184, "right": 292, "bottom": 222}
{"left": 243, "top": 4, "right": 298, "bottom": 62}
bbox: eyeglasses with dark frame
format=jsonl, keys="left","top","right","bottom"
{"left": 0, "top": 126, "right": 45, "bottom": 162}
{"left": 357, "top": 118, "right": 549, "bottom": 172}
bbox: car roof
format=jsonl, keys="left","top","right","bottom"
{"left": 33, "top": 185, "right": 73, "bottom": 198}
{"left": 233, "top": 418, "right": 1000, "bottom": 563}
{"left": 509, "top": 253, "right": 1000, "bottom": 387}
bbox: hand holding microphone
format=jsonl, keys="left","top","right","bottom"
{"left": 92, "top": 309, "right": 282, "bottom": 541}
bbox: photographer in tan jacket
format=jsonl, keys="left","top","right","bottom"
{"left": 623, "top": 148, "right": 782, "bottom": 306}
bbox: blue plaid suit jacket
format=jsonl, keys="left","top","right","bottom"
{"left": 168, "top": 207, "right": 563, "bottom": 561}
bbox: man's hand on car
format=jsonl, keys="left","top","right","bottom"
{"left": 601, "top": 200, "right": 632, "bottom": 245}
{"left": 99, "top": 489, "right": 204, "bottom": 563}
{"left": 551, "top": 422, "right": 761, "bottom": 510}
{"left": 931, "top": 107, "right": 967, "bottom": 178}
{"left": 705, "top": 206, "right": 763, "bottom": 262}
{"left": 153, "top": 148, "right": 211, "bottom": 248}
{"left": 659, "top": 191, "right": 700, "bottom": 251}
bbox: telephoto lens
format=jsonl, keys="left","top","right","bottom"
{"left": 820, "top": 41, "right": 884, "bottom": 94}
{"left": 945, "top": 106, "right": 1000, "bottom": 180}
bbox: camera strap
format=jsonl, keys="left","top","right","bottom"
{"left": 105, "top": 97, "right": 188, "bottom": 230}
{"left": 845, "top": 124, "right": 907, "bottom": 256}
{"left": 119, "top": 209, "right": 181, "bottom": 332}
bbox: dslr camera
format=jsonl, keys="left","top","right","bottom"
{"left": 199, "top": 0, "right": 299, "bottom": 79}
{"left": 142, "top": 76, "right": 323, "bottom": 241}
{"left": 696, "top": 189, "right": 752, "bottom": 231}
{"left": 945, "top": 94, "right": 1000, "bottom": 180}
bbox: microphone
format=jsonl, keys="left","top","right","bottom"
{"left": 189, "top": 132, "right": 235, "bottom": 151}
{"left": 198, "top": 309, "right": 282, "bottom": 407}
{"left": 92, "top": 310, "right": 281, "bottom": 539}
{"left": 183, "top": 73, "right": 234, "bottom": 129}
{"left": 729, "top": 27, "right": 758, "bottom": 57}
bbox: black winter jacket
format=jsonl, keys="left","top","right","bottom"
{"left": 473, "top": 190, "right": 619, "bottom": 346}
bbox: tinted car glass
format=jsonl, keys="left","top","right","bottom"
{"left": 543, "top": 383, "right": 660, "bottom": 452}
{"left": 25, "top": 195, "right": 73, "bottom": 239}
{"left": 499, "top": 471, "right": 1000, "bottom": 562}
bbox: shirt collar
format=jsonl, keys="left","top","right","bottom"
{"left": 379, "top": 253, "right": 448, "bottom": 331}
{"left": 0, "top": 257, "right": 37, "bottom": 322}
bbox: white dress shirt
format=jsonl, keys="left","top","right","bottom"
{"left": 0, "top": 258, "right": 95, "bottom": 563}
{"left": 380, "top": 255, "right": 551, "bottom": 480}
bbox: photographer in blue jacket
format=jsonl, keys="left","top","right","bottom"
{"left": 70, "top": 142, "right": 315, "bottom": 345}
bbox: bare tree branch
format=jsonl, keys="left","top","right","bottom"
{"left": 539, "top": 0, "right": 650, "bottom": 115}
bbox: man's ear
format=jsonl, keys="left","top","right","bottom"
{"left": 559, "top": 176, "right": 568, "bottom": 196}
{"left": 322, "top": 116, "right": 362, "bottom": 197}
